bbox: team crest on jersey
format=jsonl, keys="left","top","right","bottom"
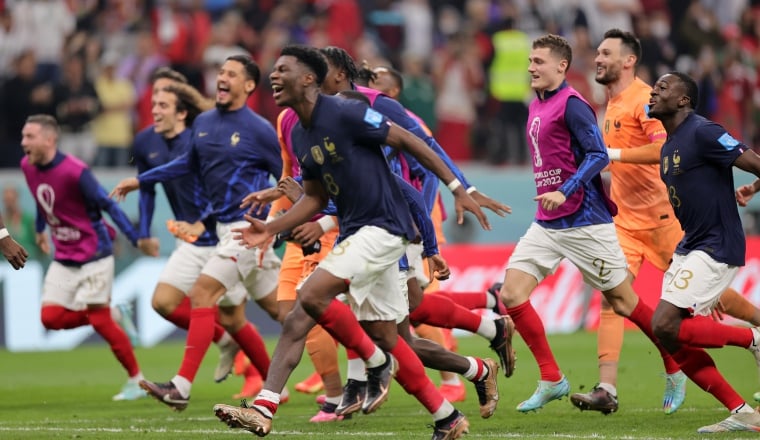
{"left": 671, "top": 149, "right": 682, "bottom": 175}
{"left": 230, "top": 132, "right": 240, "bottom": 147}
{"left": 323, "top": 137, "right": 342, "bottom": 163}
{"left": 311, "top": 145, "right": 324, "bottom": 164}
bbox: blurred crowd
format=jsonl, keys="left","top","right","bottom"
{"left": 1, "top": 0, "right": 760, "bottom": 169}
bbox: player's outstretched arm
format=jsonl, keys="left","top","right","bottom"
{"left": 241, "top": 187, "right": 283, "bottom": 216}
{"left": 734, "top": 149, "right": 760, "bottom": 206}
{"left": 109, "top": 177, "right": 139, "bottom": 202}
{"left": 385, "top": 124, "right": 490, "bottom": 230}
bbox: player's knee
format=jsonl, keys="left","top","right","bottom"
{"left": 500, "top": 283, "right": 525, "bottom": 307}
{"left": 652, "top": 318, "right": 678, "bottom": 345}
{"left": 40, "top": 305, "right": 64, "bottom": 329}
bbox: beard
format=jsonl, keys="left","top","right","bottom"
{"left": 215, "top": 100, "right": 232, "bottom": 111}
{"left": 595, "top": 69, "right": 619, "bottom": 86}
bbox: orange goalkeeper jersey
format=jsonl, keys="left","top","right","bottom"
{"left": 604, "top": 78, "right": 675, "bottom": 231}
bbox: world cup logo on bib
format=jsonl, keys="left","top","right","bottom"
{"left": 529, "top": 116, "right": 542, "bottom": 167}
{"left": 36, "top": 183, "right": 60, "bottom": 226}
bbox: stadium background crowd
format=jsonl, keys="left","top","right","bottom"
{"left": 3, "top": 0, "right": 760, "bottom": 234}
{"left": 2, "top": 0, "right": 760, "bottom": 165}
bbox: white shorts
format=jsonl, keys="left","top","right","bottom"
{"left": 42, "top": 256, "right": 114, "bottom": 310}
{"left": 661, "top": 250, "right": 739, "bottom": 316}
{"left": 404, "top": 243, "right": 430, "bottom": 289}
{"left": 317, "top": 226, "right": 407, "bottom": 322}
{"left": 202, "top": 221, "right": 281, "bottom": 306}
{"left": 508, "top": 222, "right": 629, "bottom": 292}
{"left": 158, "top": 239, "right": 248, "bottom": 302}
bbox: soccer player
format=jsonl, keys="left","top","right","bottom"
{"left": 213, "top": 44, "right": 489, "bottom": 439}
{"left": 570, "top": 29, "right": 760, "bottom": 415}
{"left": 110, "top": 55, "right": 282, "bottom": 411}
{"left": 494, "top": 34, "right": 681, "bottom": 413}
{"left": 647, "top": 71, "right": 760, "bottom": 433}
{"left": 318, "top": 49, "right": 514, "bottom": 381}
{"left": 0, "top": 212, "right": 29, "bottom": 269}
{"left": 20, "top": 114, "right": 153, "bottom": 401}
{"left": 132, "top": 79, "right": 255, "bottom": 384}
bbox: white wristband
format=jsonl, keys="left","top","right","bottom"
{"left": 466, "top": 186, "right": 477, "bottom": 194}
{"left": 0, "top": 228, "right": 9, "bottom": 240}
{"left": 607, "top": 148, "right": 622, "bottom": 161}
{"left": 447, "top": 178, "right": 462, "bottom": 192}
{"left": 317, "top": 215, "right": 337, "bottom": 233}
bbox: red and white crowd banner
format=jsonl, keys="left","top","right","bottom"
{"left": 439, "top": 238, "right": 760, "bottom": 333}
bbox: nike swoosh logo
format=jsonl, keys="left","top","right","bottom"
{"left": 198, "top": 132, "right": 208, "bottom": 137}
{"left": 148, "top": 152, "right": 159, "bottom": 158}
{"left": 163, "top": 394, "right": 188, "bottom": 404}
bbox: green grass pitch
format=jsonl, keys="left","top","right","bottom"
{"left": 1, "top": 330, "right": 758, "bottom": 439}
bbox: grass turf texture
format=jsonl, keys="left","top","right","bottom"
{"left": 1, "top": 331, "right": 758, "bottom": 439}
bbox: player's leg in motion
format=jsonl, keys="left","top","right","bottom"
{"left": 715, "top": 287, "right": 760, "bottom": 402}
{"left": 151, "top": 241, "right": 246, "bottom": 383}
{"left": 40, "top": 258, "right": 147, "bottom": 401}
{"left": 410, "top": 291, "right": 516, "bottom": 378}
{"left": 649, "top": 251, "right": 760, "bottom": 432}
{"left": 414, "top": 324, "right": 466, "bottom": 402}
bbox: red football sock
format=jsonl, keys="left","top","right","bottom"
{"left": 232, "top": 322, "right": 270, "bottom": 379}
{"left": 627, "top": 300, "right": 681, "bottom": 374}
{"left": 390, "top": 335, "right": 444, "bottom": 413}
{"left": 315, "top": 299, "right": 378, "bottom": 361}
{"left": 165, "top": 296, "right": 191, "bottom": 328}
{"left": 88, "top": 307, "right": 140, "bottom": 377}
{"left": 432, "top": 290, "right": 487, "bottom": 310}
{"left": 346, "top": 348, "right": 360, "bottom": 360}
{"left": 672, "top": 346, "right": 745, "bottom": 410}
{"left": 165, "top": 297, "right": 226, "bottom": 343}
{"left": 410, "top": 293, "right": 481, "bottom": 333}
{"left": 677, "top": 315, "right": 753, "bottom": 348}
{"left": 506, "top": 301, "right": 562, "bottom": 382}
{"left": 177, "top": 307, "right": 216, "bottom": 382}
{"left": 40, "top": 305, "right": 89, "bottom": 329}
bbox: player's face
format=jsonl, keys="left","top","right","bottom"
{"left": 270, "top": 55, "right": 307, "bottom": 107}
{"left": 320, "top": 60, "right": 344, "bottom": 95}
{"left": 216, "top": 59, "right": 254, "bottom": 110}
{"left": 528, "top": 47, "right": 567, "bottom": 93}
{"left": 594, "top": 38, "right": 624, "bottom": 85}
{"left": 20, "top": 123, "right": 54, "bottom": 165}
{"left": 370, "top": 69, "right": 397, "bottom": 97}
{"left": 152, "top": 90, "right": 183, "bottom": 137}
{"left": 648, "top": 74, "right": 683, "bottom": 119}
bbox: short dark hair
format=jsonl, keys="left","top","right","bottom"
{"left": 374, "top": 66, "right": 404, "bottom": 92}
{"left": 226, "top": 54, "right": 261, "bottom": 85}
{"left": 150, "top": 67, "right": 188, "bottom": 85}
{"left": 603, "top": 28, "right": 642, "bottom": 65}
{"left": 533, "top": 34, "right": 573, "bottom": 70}
{"left": 319, "top": 46, "right": 358, "bottom": 82}
{"left": 25, "top": 114, "right": 59, "bottom": 136}
{"left": 668, "top": 71, "right": 699, "bottom": 110}
{"left": 281, "top": 45, "right": 328, "bottom": 85}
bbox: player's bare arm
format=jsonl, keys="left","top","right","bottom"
{"left": 35, "top": 231, "right": 50, "bottom": 256}
{"left": 234, "top": 179, "right": 326, "bottom": 248}
{"left": 109, "top": 177, "right": 139, "bottom": 202}
{"left": 240, "top": 187, "right": 284, "bottom": 216}
{"left": 278, "top": 176, "right": 305, "bottom": 203}
{"left": 385, "top": 123, "right": 491, "bottom": 230}
{"left": 608, "top": 141, "right": 663, "bottom": 164}
{"left": 733, "top": 149, "right": 760, "bottom": 206}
